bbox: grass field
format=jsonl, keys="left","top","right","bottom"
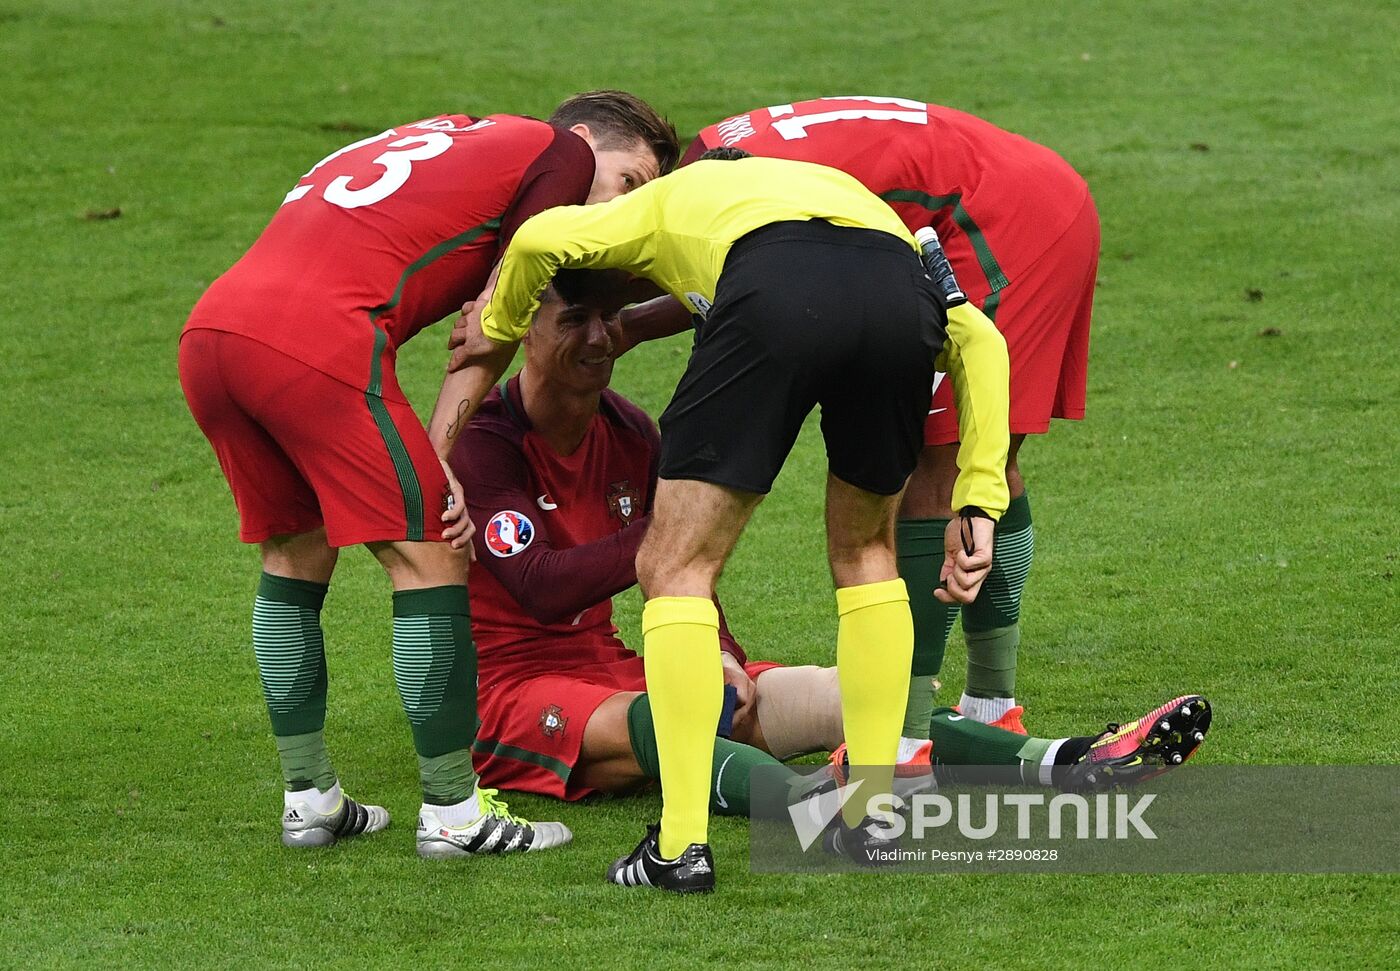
{"left": 4, "top": 0, "right": 1398, "bottom": 966}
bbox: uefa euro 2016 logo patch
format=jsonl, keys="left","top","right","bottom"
{"left": 484, "top": 510, "right": 534, "bottom": 557}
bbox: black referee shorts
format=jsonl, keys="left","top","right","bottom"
{"left": 658, "top": 219, "right": 947, "bottom": 496}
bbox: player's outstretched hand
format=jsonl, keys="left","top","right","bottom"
{"left": 935, "top": 514, "right": 995, "bottom": 604}
{"left": 439, "top": 458, "right": 476, "bottom": 560}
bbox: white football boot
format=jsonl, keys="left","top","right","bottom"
{"left": 280, "top": 782, "right": 390, "bottom": 848}
{"left": 416, "top": 788, "right": 571, "bottom": 858}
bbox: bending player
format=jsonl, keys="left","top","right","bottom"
{"left": 618, "top": 96, "right": 1101, "bottom": 754}
{"left": 452, "top": 281, "right": 1212, "bottom": 829}
{"left": 179, "top": 91, "right": 678, "bottom": 857}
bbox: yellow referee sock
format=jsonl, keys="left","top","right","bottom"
{"left": 642, "top": 596, "right": 723, "bottom": 859}
{"left": 835, "top": 578, "right": 913, "bottom": 827}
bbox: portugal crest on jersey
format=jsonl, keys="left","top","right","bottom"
{"left": 484, "top": 510, "right": 534, "bottom": 557}
{"left": 607, "top": 480, "right": 640, "bottom": 524}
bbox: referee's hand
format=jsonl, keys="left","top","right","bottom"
{"left": 935, "top": 516, "right": 994, "bottom": 604}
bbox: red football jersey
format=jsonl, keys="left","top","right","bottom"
{"left": 690, "top": 96, "right": 1089, "bottom": 310}
{"left": 185, "top": 115, "right": 593, "bottom": 400}
{"left": 457, "top": 378, "right": 658, "bottom": 660}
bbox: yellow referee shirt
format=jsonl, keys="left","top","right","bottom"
{"left": 481, "top": 157, "right": 1010, "bottom": 517}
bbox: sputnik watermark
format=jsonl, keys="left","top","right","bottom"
{"left": 753, "top": 765, "right": 1400, "bottom": 873}
{"left": 791, "top": 783, "right": 1156, "bottom": 852}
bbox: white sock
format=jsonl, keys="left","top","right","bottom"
{"left": 286, "top": 781, "right": 341, "bottom": 815}
{"left": 1038, "top": 739, "right": 1066, "bottom": 787}
{"left": 897, "top": 736, "right": 931, "bottom": 762}
{"left": 959, "top": 693, "right": 1015, "bottom": 724}
{"left": 426, "top": 788, "right": 481, "bottom": 828}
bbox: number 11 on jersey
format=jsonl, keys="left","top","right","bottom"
{"left": 768, "top": 96, "right": 929, "bottom": 140}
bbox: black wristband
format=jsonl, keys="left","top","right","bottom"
{"left": 959, "top": 505, "right": 994, "bottom": 522}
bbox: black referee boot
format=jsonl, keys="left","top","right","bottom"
{"left": 823, "top": 813, "right": 902, "bottom": 867}
{"left": 607, "top": 824, "right": 716, "bottom": 894}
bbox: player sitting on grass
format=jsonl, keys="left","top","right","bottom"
{"left": 449, "top": 276, "right": 1213, "bottom": 834}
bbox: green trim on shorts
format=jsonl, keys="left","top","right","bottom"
{"left": 880, "top": 189, "right": 1010, "bottom": 321}
{"left": 360, "top": 216, "right": 502, "bottom": 541}
{"left": 471, "top": 736, "right": 571, "bottom": 782}
{"left": 365, "top": 327, "right": 424, "bottom": 541}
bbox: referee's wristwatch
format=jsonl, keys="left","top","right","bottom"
{"left": 956, "top": 505, "right": 994, "bottom": 555}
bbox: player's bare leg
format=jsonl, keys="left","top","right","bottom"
{"left": 824, "top": 473, "right": 914, "bottom": 835}
{"left": 368, "top": 536, "right": 467, "bottom": 590}
{"left": 898, "top": 435, "right": 1032, "bottom": 734}
{"left": 369, "top": 539, "right": 569, "bottom": 856}
{"left": 261, "top": 527, "right": 339, "bottom": 583}
{"left": 253, "top": 529, "right": 388, "bottom": 846}
{"left": 575, "top": 691, "right": 649, "bottom": 793}
{"left": 609, "top": 478, "right": 761, "bottom": 891}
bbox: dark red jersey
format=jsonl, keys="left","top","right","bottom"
{"left": 456, "top": 378, "right": 658, "bottom": 660}
{"left": 185, "top": 115, "right": 593, "bottom": 400}
{"left": 688, "top": 96, "right": 1089, "bottom": 311}
{"left": 455, "top": 378, "right": 748, "bottom": 677}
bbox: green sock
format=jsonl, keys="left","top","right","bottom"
{"left": 930, "top": 707, "right": 1086, "bottom": 786}
{"left": 897, "top": 517, "right": 960, "bottom": 739}
{"left": 391, "top": 585, "right": 479, "bottom": 804}
{"left": 962, "top": 493, "right": 1033, "bottom": 700}
{"left": 272, "top": 731, "right": 336, "bottom": 793}
{"left": 627, "top": 694, "right": 799, "bottom": 820}
{"left": 253, "top": 573, "right": 336, "bottom": 792}
{"left": 928, "top": 706, "right": 1029, "bottom": 766}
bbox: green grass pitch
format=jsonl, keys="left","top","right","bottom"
{"left": 3, "top": 0, "right": 1397, "bottom": 966}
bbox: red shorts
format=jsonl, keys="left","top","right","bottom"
{"left": 925, "top": 192, "right": 1100, "bottom": 445}
{"left": 178, "top": 329, "right": 449, "bottom": 547}
{"left": 473, "top": 638, "right": 780, "bottom": 800}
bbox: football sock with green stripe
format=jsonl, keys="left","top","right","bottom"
{"left": 626, "top": 694, "right": 798, "bottom": 820}
{"left": 897, "top": 518, "right": 960, "bottom": 739}
{"left": 928, "top": 706, "right": 1027, "bottom": 768}
{"left": 960, "top": 494, "right": 1034, "bottom": 720}
{"left": 928, "top": 707, "right": 1095, "bottom": 785}
{"left": 391, "top": 585, "right": 479, "bottom": 805}
{"left": 253, "top": 572, "right": 337, "bottom": 793}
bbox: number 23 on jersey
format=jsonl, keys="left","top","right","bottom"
{"left": 281, "top": 116, "right": 493, "bottom": 210}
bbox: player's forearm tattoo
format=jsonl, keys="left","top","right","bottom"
{"left": 446, "top": 398, "right": 471, "bottom": 439}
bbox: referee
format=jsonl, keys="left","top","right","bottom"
{"left": 451, "top": 149, "right": 1011, "bottom": 893}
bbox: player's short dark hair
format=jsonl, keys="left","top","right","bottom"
{"left": 698, "top": 147, "right": 752, "bottom": 162}
{"left": 550, "top": 268, "right": 632, "bottom": 310}
{"left": 549, "top": 90, "right": 680, "bottom": 173}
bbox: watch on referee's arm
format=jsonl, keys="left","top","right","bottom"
{"left": 956, "top": 505, "right": 996, "bottom": 555}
